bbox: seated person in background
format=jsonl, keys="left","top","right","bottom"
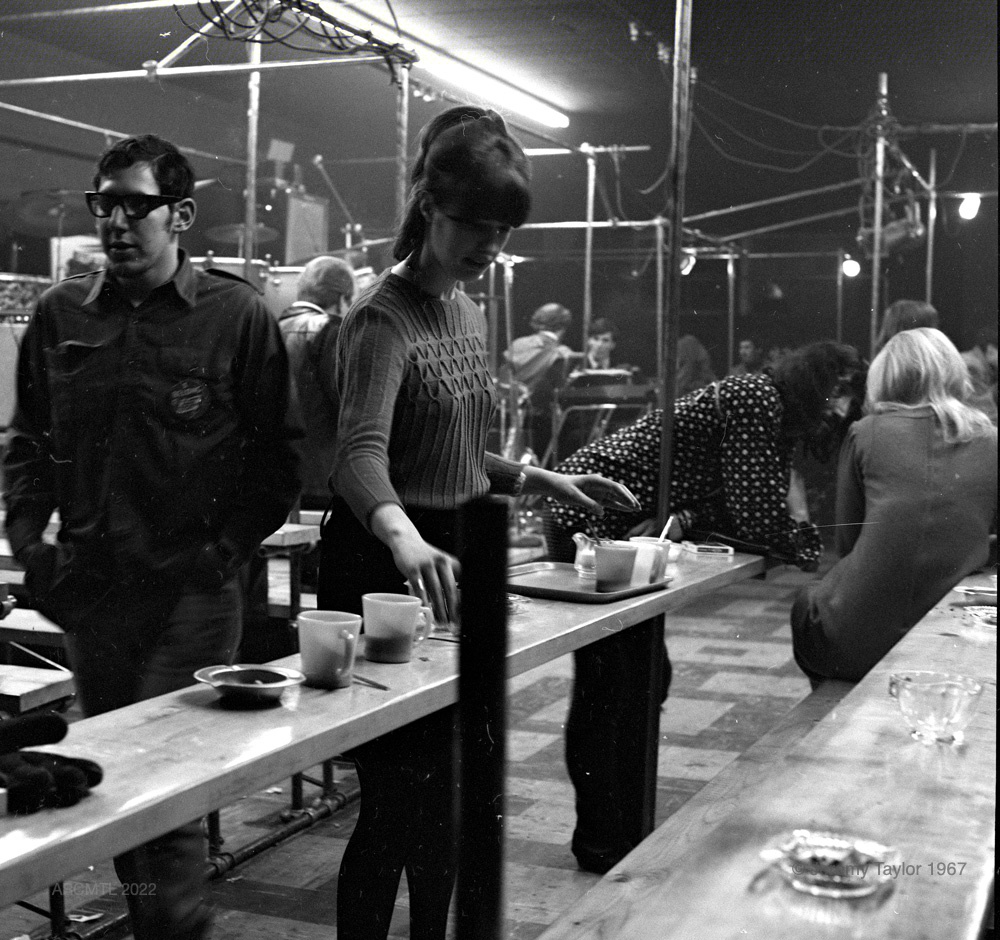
{"left": 791, "top": 328, "right": 997, "bottom": 686}
{"left": 581, "top": 317, "right": 617, "bottom": 370}
{"left": 543, "top": 340, "right": 863, "bottom": 874}
{"left": 505, "top": 302, "right": 577, "bottom": 457}
{"left": 729, "top": 336, "right": 764, "bottom": 376}
{"left": 278, "top": 255, "right": 357, "bottom": 511}
{"left": 505, "top": 302, "right": 576, "bottom": 393}
{"left": 962, "top": 325, "right": 998, "bottom": 425}
{"left": 675, "top": 333, "right": 716, "bottom": 397}
{"left": 873, "top": 298, "right": 938, "bottom": 354}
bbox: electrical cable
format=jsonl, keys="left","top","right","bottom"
{"left": 692, "top": 111, "right": 859, "bottom": 174}
{"left": 700, "top": 79, "right": 860, "bottom": 133}
{"left": 696, "top": 102, "right": 854, "bottom": 158}
{"left": 172, "top": 0, "right": 413, "bottom": 68}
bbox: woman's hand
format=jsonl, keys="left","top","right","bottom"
{"left": 521, "top": 466, "right": 642, "bottom": 516}
{"left": 370, "top": 504, "right": 460, "bottom": 624}
{"left": 786, "top": 468, "right": 810, "bottom": 524}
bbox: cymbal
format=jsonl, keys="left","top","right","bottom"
{"left": 12, "top": 189, "right": 93, "bottom": 237}
{"left": 206, "top": 222, "right": 279, "bottom": 245}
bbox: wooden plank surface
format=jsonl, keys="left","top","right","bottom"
{"left": 539, "top": 583, "right": 996, "bottom": 940}
{"left": 0, "top": 552, "right": 763, "bottom": 909}
{"left": 0, "top": 607, "right": 64, "bottom": 647}
{"left": 0, "top": 664, "right": 74, "bottom": 714}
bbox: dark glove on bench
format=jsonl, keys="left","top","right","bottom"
{"left": 0, "top": 712, "right": 103, "bottom": 815}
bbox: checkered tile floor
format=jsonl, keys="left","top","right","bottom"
{"left": 0, "top": 560, "right": 827, "bottom": 940}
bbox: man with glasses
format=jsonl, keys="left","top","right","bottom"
{"left": 3, "top": 134, "right": 302, "bottom": 940}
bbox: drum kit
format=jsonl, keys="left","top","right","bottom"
{"left": 8, "top": 189, "right": 93, "bottom": 240}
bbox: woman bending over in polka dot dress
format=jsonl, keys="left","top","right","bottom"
{"left": 544, "top": 339, "right": 864, "bottom": 875}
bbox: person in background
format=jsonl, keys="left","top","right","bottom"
{"left": 505, "top": 302, "right": 578, "bottom": 457}
{"left": 792, "top": 328, "right": 997, "bottom": 685}
{"left": 729, "top": 335, "right": 764, "bottom": 376}
{"left": 962, "top": 324, "right": 998, "bottom": 425}
{"left": 873, "top": 298, "right": 938, "bottom": 354}
{"left": 582, "top": 317, "right": 618, "bottom": 370}
{"left": 675, "top": 333, "right": 716, "bottom": 397}
{"left": 278, "top": 255, "right": 357, "bottom": 511}
{"left": 506, "top": 301, "right": 576, "bottom": 392}
{"left": 321, "top": 106, "right": 638, "bottom": 940}
{"left": 543, "top": 340, "right": 863, "bottom": 874}
{"left": 2, "top": 134, "right": 302, "bottom": 940}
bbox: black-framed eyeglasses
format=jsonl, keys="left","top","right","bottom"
{"left": 85, "top": 191, "right": 183, "bottom": 221}
{"left": 438, "top": 209, "right": 512, "bottom": 242}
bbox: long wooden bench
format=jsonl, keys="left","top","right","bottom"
{"left": 538, "top": 678, "right": 854, "bottom": 939}
{"left": 538, "top": 582, "right": 996, "bottom": 940}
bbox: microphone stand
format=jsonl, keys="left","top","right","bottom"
{"left": 311, "top": 155, "right": 357, "bottom": 234}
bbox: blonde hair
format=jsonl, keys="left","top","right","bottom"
{"left": 866, "top": 327, "right": 993, "bottom": 443}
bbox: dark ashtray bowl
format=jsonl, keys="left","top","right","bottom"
{"left": 194, "top": 664, "right": 305, "bottom": 705}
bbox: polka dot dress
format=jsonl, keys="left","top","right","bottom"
{"left": 547, "top": 373, "right": 822, "bottom": 569}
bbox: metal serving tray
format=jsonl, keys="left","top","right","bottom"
{"left": 506, "top": 562, "right": 672, "bottom": 603}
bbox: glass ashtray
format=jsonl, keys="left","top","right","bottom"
{"left": 760, "top": 829, "right": 901, "bottom": 898}
{"left": 963, "top": 605, "right": 997, "bottom": 629}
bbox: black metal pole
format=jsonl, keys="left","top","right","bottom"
{"left": 456, "top": 497, "right": 509, "bottom": 940}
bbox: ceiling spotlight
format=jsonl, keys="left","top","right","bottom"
{"left": 842, "top": 256, "right": 861, "bottom": 278}
{"left": 958, "top": 193, "right": 981, "bottom": 220}
{"left": 680, "top": 250, "right": 696, "bottom": 276}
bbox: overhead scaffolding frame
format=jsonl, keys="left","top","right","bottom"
{"left": 0, "top": 0, "right": 417, "bottom": 282}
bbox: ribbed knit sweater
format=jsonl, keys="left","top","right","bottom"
{"left": 333, "top": 270, "right": 522, "bottom": 527}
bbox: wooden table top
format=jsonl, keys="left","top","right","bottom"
{"left": 0, "top": 551, "right": 764, "bottom": 909}
{"left": 539, "top": 581, "right": 997, "bottom": 940}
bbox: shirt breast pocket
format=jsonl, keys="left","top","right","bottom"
{"left": 156, "top": 348, "right": 234, "bottom": 434}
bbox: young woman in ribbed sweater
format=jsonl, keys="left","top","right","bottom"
{"left": 319, "top": 106, "right": 638, "bottom": 940}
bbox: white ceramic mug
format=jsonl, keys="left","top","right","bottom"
{"left": 362, "top": 593, "right": 431, "bottom": 663}
{"left": 593, "top": 541, "right": 638, "bottom": 593}
{"left": 297, "top": 610, "right": 360, "bottom": 689}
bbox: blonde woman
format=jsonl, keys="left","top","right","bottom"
{"left": 792, "top": 328, "right": 997, "bottom": 684}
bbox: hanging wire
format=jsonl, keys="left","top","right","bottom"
{"left": 172, "top": 1, "right": 413, "bottom": 69}
{"left": 699, "top": 79, "right": 860, "bottom": 133}
{"left": 695, "top": 102, "right": 854, "bottom": 158}
{"left": 382, "top": 0, "right": 402, "bottom": 37}
{"left": 692, "top": 112, "right": 860, "bottom": 174}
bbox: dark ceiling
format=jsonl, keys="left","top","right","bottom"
{"left": 0, "top": 0, "right": 996, "bottom": 351}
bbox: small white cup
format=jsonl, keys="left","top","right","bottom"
{"left": 297, "top": 610, "right": 360, "bottom": 689}
{"left": 628, "top": 537, "right": 674, "bottom": 583}
{"left": 362, "top": 593, "right": 431, "bottom": 663}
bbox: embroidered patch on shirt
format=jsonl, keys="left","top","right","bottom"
{"left": 168, "top": 378, "right": 211, "bottom": 420}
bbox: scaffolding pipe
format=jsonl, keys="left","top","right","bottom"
{"left": 583, "top": 145, "right": 597, "bottom": 341}
{"left": 152, "top": 0, "right": 243, "bottom": 70}
{"left": 926, "top": 148, "right": 937, "bottom": 304}
{"left": 836, "top": 248, "right": 845, "bottom": 343}
{"left": 869, "top": 73, "right": 889, "bottom": 357}
{"left": 0, "top": 55, "right": 394, "bottom": 88}
{"left": 395, "top": 65, "right": 410, "bottom": 228}
{"left": 727, "top": 255, "right": 737, "bottom": 373}
{"left": 243, "top": 41, "right": 262, "bottom": 279}
{"left": 0, "top": 100, "right": 246, "bottom": 165}
{"left": 684, "top": 177, "right": 864, "bottom": 223}
{"left": 655, "top": 217, "right": 665, "bottom": 388}
{"left": 658, "top": 0, "right": 694, "bottom": 531}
